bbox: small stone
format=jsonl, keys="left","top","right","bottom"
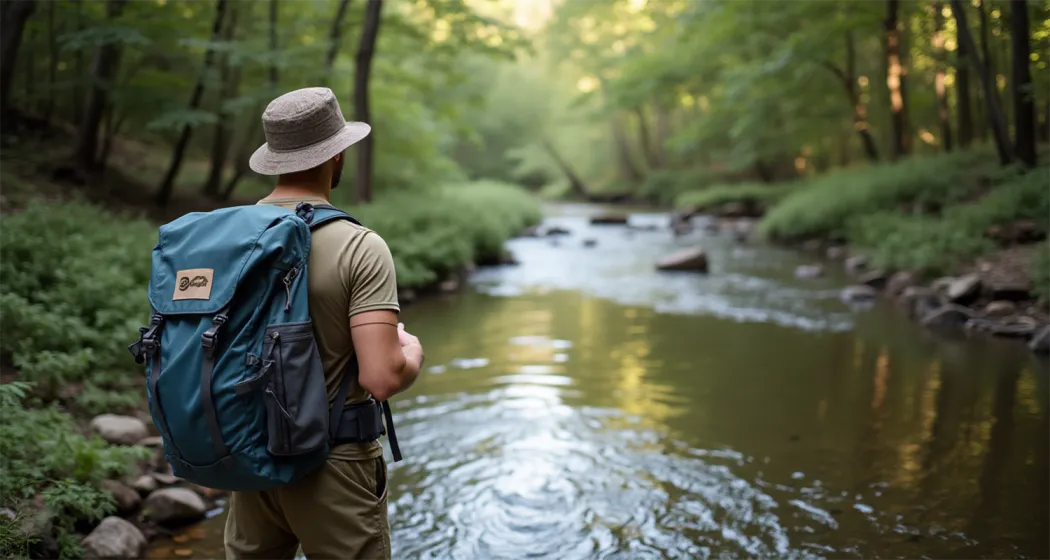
{"left": 131, "top": 475, "right": 158, "bottom": 494}
{"left": 582, "top": 238, "right": 597, "bottom": 248}
{"left": 841, "top": 285, "right": 878, "bottom": 303}
{"left": 986, "top": 316, "right": 1039, "bottom": 339}
{"left": 859, "top": 269, "right": 889, "bottom": 290}
{"left": 931, "top": 277, "right": 955, "bottom": 294}
{"left": 543, "top": 226, "right": 571, "bottom": 236}
{"left": 656, "top": 247, "right": 709, "bottom": 273}
{"left": 826, "top": 246, "right": 847, "bottom": 260}
{"left": 845, "top": 255, "right": 869, "bottom": 275}
{"left": 1030, "top": 326, "right": 1050, "bottom": 354}
{"left": 438, "top": 277, "right": 460, "bottom": 293}
{"left": 137, "top": 436, "right": 162, "bottom": 447}
{"left": 947, "top": 273, "right": 982, "bottom": 304}
{"left": 795, "top": 264, "right": 824, "bottom": 279}
{"left": 80, "top": 517, "right": 147, "bottom": 560}
{"left": 984, "top": 301, "right": 1018, "bottom": 318}
{"left": 90, "top": 414, "right": 149, "bottom": 446}
{"left": 921, "top": 304, "right": 977, "bottom": 329}
{"left": 151, "top": 471, "right": 180, "bottom": 487}
{"left": 885, "top": 271, "right": 917, "bottom": 297}
{"left": 590, "top": 214, "right": 628, "bottom": 225}
{"left": 100, "top": 480, "right": 141, "bottom": 513}
{"left": 142, "top": 488, "right": 207, "bottom": 525}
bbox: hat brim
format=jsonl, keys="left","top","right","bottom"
{"left": 248, "top": 121, "right": 371, "bottom": 176}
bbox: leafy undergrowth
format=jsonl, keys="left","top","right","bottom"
{"left": 758, "top": 146, "right": 1001, "bottom": 242}
{"left": 1032, "top": 242, "right": 1050, "bottom": 302}
{"left": 674, "top": 182, "right": 790, "bottom": 213}
{"left": 0, "top": 179, "right": 538, "bottom": 557}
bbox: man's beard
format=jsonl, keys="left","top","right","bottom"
{"left": 331, "top": 157, "right": 345, "bottom": 190}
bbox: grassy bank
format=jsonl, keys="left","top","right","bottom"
{"left": 0, "top": 180, "right": 539, "bottom": 557}
{"left": 673, "top": 146, "right": 1049, "bottom": 281}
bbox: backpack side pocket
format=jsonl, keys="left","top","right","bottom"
{"left": 260, "top": 321, "right": 330, "bottom": 456}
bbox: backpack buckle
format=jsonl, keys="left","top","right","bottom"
{"left": 295, "top": 202, "right": 315, "bottom": 224}
{"left": 201, "top": 310, "right": 229, "bottom": 358}
{"left": 129, "top": 314, "right": 164, "bottom": 364}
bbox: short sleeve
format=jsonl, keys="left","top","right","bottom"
{"left": 346, "top": 232, "right": 400, "bottom": 317}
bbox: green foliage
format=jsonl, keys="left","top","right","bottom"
{"left": 355, "top": 181, "right": 543, "bottom": 287}
{"left": 848, "top": 213, "right": 994, "bottom": 276}
{"left": 0, "top": 382, "right": 149, "bottom": 559}
{"left": 674, "top": 182, "right": 789, "bottom": 213}
{"left": 1033, "top": 242, "right": 1050, "bottom": 301}
{"left": 759, "top": 147, "right": 999, "bottom": 242}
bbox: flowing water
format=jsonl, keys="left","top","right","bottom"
{"left": 148, "top": 204, "right": 1049, "bottom": 559}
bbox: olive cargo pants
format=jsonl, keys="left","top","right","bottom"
{"left": 224, "top": 455, "right": 390, "bottom": 560}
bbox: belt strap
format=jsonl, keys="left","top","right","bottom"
{"left": 328, "top": 355, "right": 403, "bottom": 462}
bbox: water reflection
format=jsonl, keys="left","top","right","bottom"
{"left": 148, "top": 208, "right": 1049, "bottom": 559}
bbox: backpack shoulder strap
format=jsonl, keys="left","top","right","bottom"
{"left": 295, "top": 202, "right": 362, "bottom": 230}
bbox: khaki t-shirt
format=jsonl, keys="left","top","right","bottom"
{"left": 258, "top": 196, "right": 400, "bottom": 461}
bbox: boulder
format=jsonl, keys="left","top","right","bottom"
{"left": 151, "top": 470, "right": 180, "bottom": 487}
{"left": 845, "top": 255, "right": 869, "bottom": 275}
{"left": 582, "top": 238, "right": 598, "bottom": 248}
{"left": 90, "top": 414, "right": 148, "bottom": 446}
{"left": 795, "top": 264, "right": 824, "bottom": 279}
{"left": 898, "top": 286, "right": 942, "bottom": 319}
{"left": 841, "top": 285, "right": 878, "bottom": 303}
{"left": 859, "top": 269, "right": 889, "bottom": 290}
{"left": 931, "top": 277, "right": 956, "bottom": 294}
{"left": 142, "top": 488, "right": 207, "bottom": 525}
{"left": 885, "top": 271, "right": 917, "bottom": 297}
{"left": 81, "top": 516, "right": 147, "bottom": 560}
{"left": 826, "top": 246, "right": 847, "bottom": 260}
{"left": 656, "top": 248, "right": 709, "bottom": 273}
{"left": 100, "top": 480, "right": 141, "bottom": 513}
{"left": 1030, "top": 326, "right": 1050, "bottom": 354}
{"left": 131, "top": 475, "right": 158, "bottom": 494}
{"left": 947, "top": 273, "right": 982, "bottom": 304}
{"left": 590, "top": 214, "right": 629, "bottom": 225}
{"left": 984, "top": 300, "right": 1018, "bottom": 318}
{"left": 137, "top": 436, "right": 162, "bottom": 448}
{"left": 921, "top": 304, "right": 977, "bottom": 330}
{"left": 984, "top": 316, "right": 1039, "bottom": 339}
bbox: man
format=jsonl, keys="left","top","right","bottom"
{"left": 223, "top": 87, "right": 424, "bottom": 559}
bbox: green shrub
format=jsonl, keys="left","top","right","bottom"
{"left": 674, "top": 182, "right": 790, "bottom": 213}
{"left": 1033, "top": 242, "right": 1050, "bottom": 302}
{"left": 0, "top": 382, "right": 150, "bottom": 559}
{"left": 759, "top": 146, "right": 999, "bottom": 241}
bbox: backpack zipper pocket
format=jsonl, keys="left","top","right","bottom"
{"left": 260, "top": 322, "right": 329, "bottom": 457}
{"left": 282, "top": 266, "right": 299, "bottom": 312}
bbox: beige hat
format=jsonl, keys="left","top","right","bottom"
{"left": 249, "top": 87, "right": 370, "bottom": 176}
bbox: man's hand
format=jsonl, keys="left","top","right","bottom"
{"left": 397, "top": 322, "right": 424, "bottom": 368}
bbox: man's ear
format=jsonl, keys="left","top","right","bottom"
{"left": 332, "top": 153, "right": 341, "bottom": 163}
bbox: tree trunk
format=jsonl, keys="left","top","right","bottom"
{"left": 155, "top": 0, "right": 228, "bottom": 206}
{"left": 203, "top": 3, "right": 240, "bottom": 197}
{"left": 612, "top": 113, "right": 643, "bottom": 183}
{"left": 541, "top": 137, "right": 589, "bottom": 198}
{"left": 325, "top": 0, "right": 353, "bottom": 82}
{"left": 45, "top": 0, "right": 57, "bottom": 122}
{"left": 654, "top": 108, "right": 670, "bottom": 167}
{"left": 821, "top": 31, "right": 880, "bottom": 162}
{"left": 99, "top": 112, "right": 126, "bottom": 169}
{"left": 353, "top": 0, "right": 382, "bottom": 204}
{"left": 72, "top": 0, "right": 84, "bottom": 124}
{"left": 933, "top": 2, "right": 953, "bottom": 151}
{"left": 977, "top": 0, "right": 999, "bottom": 111}
{"left": 1009, "top": 0, "right": 1036, "bottom": 167}
{"left": 956, "top": 8, "right": 974, "bottom": 148}
{"left": 269, "top": 0, "right": 279, "bottom": 86}
{"left": 0, "top": 0, "right": 36, "bottom": 120}
{"left": 950, "top": 0, "right": 1013, "bottom": 165}
{"left": 633, "top": 105, "right": 661, "bottom": 170}
{"left": 74, "top": 0, "right": 127, "bottom": 170}
{"left": 884, "top": 0, "right": 910, "bottom": 158}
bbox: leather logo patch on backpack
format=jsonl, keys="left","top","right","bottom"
{"left": 173, "top": 268, "right": 214, "bottom": 300}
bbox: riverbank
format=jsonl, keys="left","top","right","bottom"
{"left": 0, "top": 135, "right": 540, "bottom": 557}
{"left": 667, "top": 146, "right": 1050, "bottom": 354}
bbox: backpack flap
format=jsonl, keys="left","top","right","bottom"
{"left": 148, "top": 205, "right": 308, "bottom": 316}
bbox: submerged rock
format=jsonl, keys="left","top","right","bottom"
{"left": 899, "top": 286, "right": 942, "bottom": 319}
{"left": 90, "top": 415, "right": 148, "bottom": 446}
{"left": 921, "top": 304, "right": 977, "bottom": 329}
{"left": 142, "top": 488, "right": 207, "bottom": 525}
{"left": 81, "top": 517, "right": 147, "bottom": 560}
{"left": 859, "top": 269, "right": 889, "bottom": 290}
{"left": 795, "top": 264, "right": 824, "bottom": 279}
{"left": 1030, "top": 326, "right": 1050, "bottom": 354}
{"left": 842, "top": 285, "right": 878, "bottom": 303}
{"left": 582, "top": 238, "right": 598, "bottom": 248}
{"left": 590, "top": 214, "right": 629, "bottom": 225}
{"left": 656, "top": 248, "right": 709, "bottom": 272}
{"left": 947, "top": 273, "right": 982, "bottom": 304}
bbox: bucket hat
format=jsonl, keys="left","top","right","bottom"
{"left": 249, "top": 87, "right": 370, "bottom": 176}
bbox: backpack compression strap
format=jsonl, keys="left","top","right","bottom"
{"left": 295, "top": 202, "right": 403, "bottom": 463}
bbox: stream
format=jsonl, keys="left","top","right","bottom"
{"left": 148, "top": 203, "right": 1049, "bottom": 559}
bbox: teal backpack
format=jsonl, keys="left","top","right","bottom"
{"left": 128, "top": 202, "right": 401, "bottom": 492}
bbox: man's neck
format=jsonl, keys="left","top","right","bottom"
{"left": 264, "top": 182, "right": 330, "bottom": 202}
